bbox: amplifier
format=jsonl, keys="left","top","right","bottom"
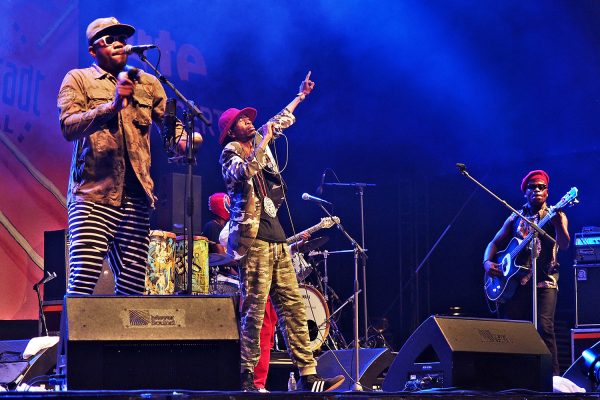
{"left": 571, "top": 328, "right": 600, "bottom": 363}
{"left": 574, "top": 232, "right": 600, "bottom": 264}
{"left": 575, "top": 264, "right": 600, "bottom": 326}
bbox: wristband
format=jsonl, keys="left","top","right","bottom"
{"left": 296, "top": 92, "right": 306, "bottom": 101}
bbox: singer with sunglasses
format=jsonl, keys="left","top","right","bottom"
{"left": 483, "top": 170, "right": 570, "bottom": 376}
{"left": 57, "top": 17, "right": 187, "bottom": 295}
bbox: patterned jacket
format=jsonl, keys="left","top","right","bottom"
{"left": 58, "top": 64, "right": 180, "bottom": 208}
{"left": 220, "top": 108, "right": 295, "bottom": 259}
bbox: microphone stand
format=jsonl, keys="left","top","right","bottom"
{"left": 324, "top": 182, "right": 375, "bottom": 348}
{"left": 133, "top": 50, "right": 210, "bottom": 295}
{"left": 318, "top": 202, "right": 366, "bottom": 391}
{"left": 33, "top": 272, "right": 56, "bottom": 336}
{"left": 456, "top": 163, "right": 555, "bottom": 329}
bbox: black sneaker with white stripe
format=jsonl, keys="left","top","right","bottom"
{"left": 240, "top": 370, "right": 258, "bottom": 392}
{"left": 297, "top": 374, "right": 345, "bottom": 392}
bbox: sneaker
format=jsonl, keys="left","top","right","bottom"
{"left": 257, "top": 387, "right": 269, "bottom": 393}
{"left": 240, "top": 370, "right": 258, "bottom": 392}
{"left": 297, "top": 374, "right": 345, "bottom": 392}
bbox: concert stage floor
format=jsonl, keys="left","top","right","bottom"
{"left": 0, "top": 390, "right": 599, "bottom": 399}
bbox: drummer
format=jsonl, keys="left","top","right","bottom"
{"left": 202, "top": 192, "right": 231, "bottom": 254}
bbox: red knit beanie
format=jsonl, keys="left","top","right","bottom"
{"left": 208, "top": 193, "right": 230, "bottom": 221}
{"left": 521, "top": 170, "right": 549, "bottom": 192}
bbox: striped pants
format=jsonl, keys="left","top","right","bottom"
{"left": 67, "top": 197, "right": 150, "bottom": 295}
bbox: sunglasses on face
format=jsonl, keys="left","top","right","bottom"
{"left": 93, "top": 34, "right": 128, "bottom": 47}
{"left": 527, "top": 183, "right": 547, "bottom": 191}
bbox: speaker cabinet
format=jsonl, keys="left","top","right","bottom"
{"left": 317, "top": 348, "right": 395, "bottom": 391}
{"left": 572, "top": 328, "right": 600, "bottom": 363}
{"left": 575, "top": 264, "right": 600, "bottom": 326}
{"left": 58, "top": 296, "right": 239, "bottom": 390}
{"left": 43, "top": 229, "right": 114, "bottom": 301}
{"left": 563, "top": 340, "right": 600, "bottom": 392}
{"left": 382, "top": 316, "right": 552, "bottom": 392}
{"left": 154, "top": 173, "right": 202, "bottom": 235}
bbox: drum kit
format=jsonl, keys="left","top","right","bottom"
{"left": 143, "top": 229, "right": 348, "bottom": 352}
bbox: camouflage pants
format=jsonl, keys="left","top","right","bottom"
{"left": 239, "top": 239, "right": 317, "bottom": 374}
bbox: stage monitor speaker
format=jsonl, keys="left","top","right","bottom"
{"left": 58, "top": 296, "right": 239, "bottom": 390}
{"left": 563, "top": 340, "right": 600, "bottom": 392}
{"left": 154, "top": 173, "right": 202, "bottom": 235}
{"left": 382, "top": 316, "right": 552, "bottom": 392}
{"left": 317, "top": 348, "right": 395, "bottom": 391}
{"left": 575, "top": 264, "right": 600, "bottom": 326}
{"left": 0, "top": 339, "right": 57, "bottom": 389}
{"left": 43, "top": 229, "right": 114, "bottom": 302}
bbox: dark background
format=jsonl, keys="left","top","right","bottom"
{"left": 71, "top": 0, "right": 600, "bottom": 372}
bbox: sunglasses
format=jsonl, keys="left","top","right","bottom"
{"left": 526, "top": 183, "right": 547, "bottom": 191}
{"left": 93, "top": 34, "right": 128, "bottom": 47}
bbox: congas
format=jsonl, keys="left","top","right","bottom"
{"left": 174, "top": 235, "right": 209, "bottom": 294}
{"left": 145, "top": 230, "right": 177, "bottom": 295}
{"left": 291, "top": 253, "right": 313, "bottom": 282}
{"left": 299, "top": 284, "right": 330, "bottom": 352}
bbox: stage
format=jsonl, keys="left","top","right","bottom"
{"left": 0, "top": 389, "right": 599, "bottom": 400}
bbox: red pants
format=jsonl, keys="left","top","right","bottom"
{"left": 254, "top": 297, "right": 277, "bottom": 389}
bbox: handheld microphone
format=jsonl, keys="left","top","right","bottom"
{"left": 456, "top": 163, "right": 467, "bottom": 172}
{"left": 124, "top": 44, "right": 157, "bottom": 54}
{"left": 301, "top": 193, "right": 332, "bottom": 205}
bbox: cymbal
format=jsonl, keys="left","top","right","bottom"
{"left": 297, "top": 236, "right": 329, "bottom": 254}
{"left": 208, "top": 253, "right": 235, "bottom": 267}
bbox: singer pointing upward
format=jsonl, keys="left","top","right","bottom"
{"left": 57, "top": 17, "right": 185, "bottom": 295}
{"left": 219, "top": 72, "right": 344, "bottom": 392}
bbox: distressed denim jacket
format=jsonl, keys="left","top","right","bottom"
{"left": 58, "top": 64, "right": 177, "bottom": 208}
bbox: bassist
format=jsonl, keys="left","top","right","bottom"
{"left": 483, "top": 170, "right": 570, "bottom": 376}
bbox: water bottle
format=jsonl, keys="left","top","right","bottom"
{"left": 287, "top": 371, "right": 297, "bottom": 391}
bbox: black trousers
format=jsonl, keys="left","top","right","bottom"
{"left": 500, "top": 284, "right": 559, "bottom": 375}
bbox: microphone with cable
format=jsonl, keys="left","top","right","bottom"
{"left": 117, "top": 67, "right": 140, "bottom": 109}
{"left": 124, "top": 44, "right": 158, "bottom": 55}
{"left": 302, "top": 193, "right": 332, "bottom": 205}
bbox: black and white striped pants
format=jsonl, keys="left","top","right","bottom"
{"left": 67, "top": 197, "right": 150, "bottom": 295}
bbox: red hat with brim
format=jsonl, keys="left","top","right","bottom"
{"left": 521, "top": 170, "right": 550, "bottom": 192}
{"left": 218, "top": 107, "right": 257, "bottom": 146}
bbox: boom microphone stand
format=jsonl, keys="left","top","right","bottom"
{"left": 131, "top": 48, "right": 210, "bottom": 294}
{"left": 324, "top": 181, "right": 375, "bottom": 347}
{"left": 317, "top": 202, "right": 367, "bottom": 391}
{"left": 456, "top": 163, "right": 555, "bottom": 328}
{"left": 33, "top": 271, "right": 56, "bottom": 336}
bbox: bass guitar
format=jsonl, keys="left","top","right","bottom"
{"left": 287, "top": 216, "right": 340, "bottom": 244}
{"left": 484, "top": 187, "right": 578, "bottom": 302}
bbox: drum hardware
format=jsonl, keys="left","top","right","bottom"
{"left": 309, "top": 249, "right": 368, "bottom": 256}
{"left": 291, "top": 252, "right": 313, "bottom": 282}
{"left": 316, "top": 289, "right": 361, "bottom": 351}
{"left": 292, "top": 237, "right": 329, "bottom": 282}
{"left": 296, "top": 236, "right": 329, "bottom": 254}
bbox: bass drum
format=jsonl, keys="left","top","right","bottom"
{"left": 299, "top": 284, "right": 330, "bottom": 352}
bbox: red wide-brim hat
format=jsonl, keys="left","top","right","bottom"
{"left": 218, "top": 107, "right": 257, "bottom": 146}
